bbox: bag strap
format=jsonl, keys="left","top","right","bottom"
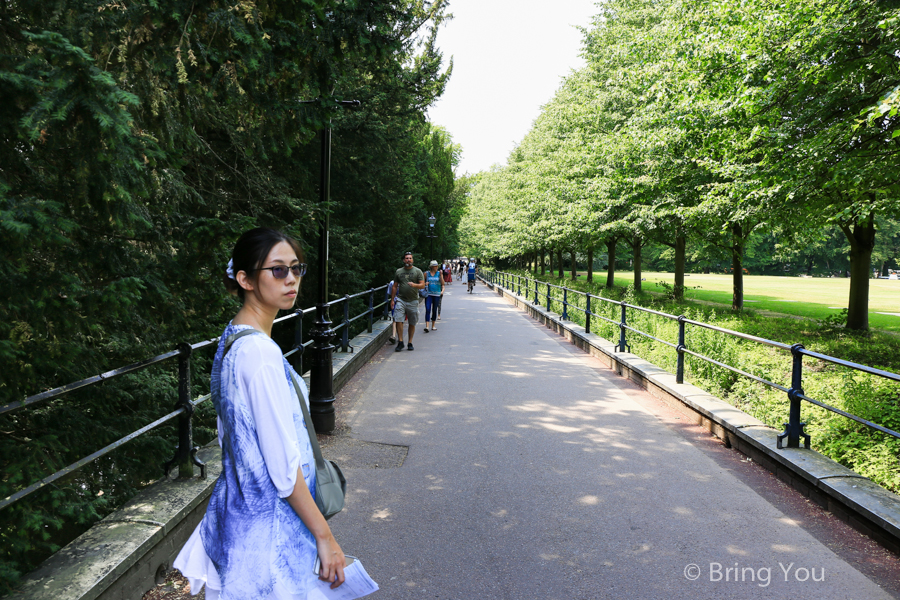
{"left": 223, "top": 328, "right": 326, "bottom": 470}
{"left": 290, "top": 370, "right": 327, "bottom": 470}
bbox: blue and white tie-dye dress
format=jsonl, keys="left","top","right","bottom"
{"left": 175, "top": 324, "right": 318, "bottom": 600}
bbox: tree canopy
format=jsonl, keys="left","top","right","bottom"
{"left": 0, "top": 0, "right": 458, "bottom": 589}
{"left": 460, "top": 0, "right": 900, "bottom": 327}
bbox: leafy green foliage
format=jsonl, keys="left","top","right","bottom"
{"left": 460, "top": 0, "right": 900, "bottom": 328}
{"left": 0, "top": 0, "right": 457, "bottom": 591}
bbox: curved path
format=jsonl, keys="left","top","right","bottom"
{"left": 325, "top": 281, "right": 899, "bottom": 599}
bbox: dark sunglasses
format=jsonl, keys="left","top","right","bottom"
{"left": 256, "top": 264, "right": 307, "bottom": 279}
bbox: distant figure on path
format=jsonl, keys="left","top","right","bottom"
{"left": 467, "top": 258, "right": 478, "bottom": 293}
{"left": 442, "top": 260, "right": 453, "bottom": 286}
{"left": 391, "top": 251, "right": 425, "bottom": 351}
{"left": 385, "top": 280, "right": 400, "bottom": 344}
{"left": 423, "top": 260, "right": 445, "bottom": 333}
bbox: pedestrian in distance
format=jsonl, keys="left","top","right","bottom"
{"left": 385, "top": 280, "right": 401, "bottom": 344}
{"left": 467, "top": 257, "right": 478, "bottom": 293}
{"left": 423, "top": 260, "right": 445, "bottom": 333}
{"left": 174, "top": 227, "right": 346, "bottom": 599}
{"left": 442, "top": 260, "right": 452, "bottom": 286}
{"left": 391, "top": 251, "right": 425, "bottom": 351}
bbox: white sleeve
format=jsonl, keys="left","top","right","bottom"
{"left": 234, "top": 337, "right": 302, "bottom": 498}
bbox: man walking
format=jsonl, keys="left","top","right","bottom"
{"left": 391, "top": 251, "right": 425, "bottom": 351}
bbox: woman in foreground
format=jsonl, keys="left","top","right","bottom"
{"left": 174, "top": 227, "right": 345, "bottom": 600}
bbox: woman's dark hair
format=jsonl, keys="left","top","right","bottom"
{"left": 224, "top": 227, "right": 304, "bottom": 301}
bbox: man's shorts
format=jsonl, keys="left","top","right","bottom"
{"left": 392, "top": 298, "right": 419, "bottom": 326}
{"left": 467, "top": 273, "right": 475, "bottom": 282}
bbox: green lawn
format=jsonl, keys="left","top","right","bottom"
{"left": 548, "top": 270, "right": 900, "bottom": 333}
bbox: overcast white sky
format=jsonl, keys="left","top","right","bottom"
{"left": 426, "top": 0, "right": 600, "bottom": 175}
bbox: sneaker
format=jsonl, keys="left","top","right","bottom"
{"left": 424, "top": 328, "right": 429, "bottom": 333}
{"left": 395, "top": 341, "right": 405, "bottom": 352}
{"left": 388, "top": 336, "right": 396, "bottom": 344}
{"left": 407, "top": 343, "right": 414, "bottom": 351}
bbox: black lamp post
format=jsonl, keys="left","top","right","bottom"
{"left": 427, "top": 213, "right": 437, "bottom": 262}
{"left": 302, "top": 98, "right": 359, "bottom": 434}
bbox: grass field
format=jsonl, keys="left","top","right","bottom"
{"left": 547, "top": 270, "right": 900, "bottom": 332}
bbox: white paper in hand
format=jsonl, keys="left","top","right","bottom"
{"left": 308, "top": 560, "right": 379, "bottom": 600}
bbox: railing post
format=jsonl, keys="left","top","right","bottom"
{"left": 367, "top": 288, "right": 374, "bottom": 333}
{"left": 384, "top": 285, "right": 391, "bottom": 320}
{"left": 546, "top": 282, "right": 551, "bottom": 311}
{"left": 533, "top": 277, "right": 539, "bottom": 305}
{"left": 517, "top": 275, "right": 522, "bottom": 296}
{"left": 585, "top": 294, "right": 592, "bottom": 334}
{"left": 562, "top": 287, "right": 569, "bottom": 320}
{"left": 615, "top": 301, "right": 631, "bottom": 353}
{"left": 293, "top": 308, "right": 304, "bottom": 374}
{"left": 164, "top": 343, "right": 205, "bottom": 479}
{"left": 676, "top": 315, "right": 686, "bottom": 384}
{"left": 778, "top": 344, "right": 811, "bottom": 449}
{"left": 341, "top": 294, "right": 351, "bottom": 352}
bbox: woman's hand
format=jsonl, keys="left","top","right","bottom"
{"left": 285, "top": 467, "right": 346, "bottom": 588}
{"left": 316, "top": 532, "right": 346, "bottom": 589}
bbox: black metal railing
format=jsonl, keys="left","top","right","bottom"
{"left": 0, "top": 284, "right": 390, "bottom": 512}
{"left": 485, "top": 270, "right": 900, "bottom": 450}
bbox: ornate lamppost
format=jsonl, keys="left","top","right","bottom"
{"left": 302, "top": 98, "right": 359, "bottom": 434}
{"left": 427, "top": 213, "right": 437, "bottom": 262}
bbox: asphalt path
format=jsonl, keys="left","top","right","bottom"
{"left": 325, "top": 281, "right": 896, "bottom": 600}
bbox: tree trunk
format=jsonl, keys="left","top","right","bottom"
{"left": 549, "top": 248, "right": 554, "bottom": 277}
{"left": 732, "top": 223, "right": 744, "bottom": 311}
{"left": 606, "top": 239, "right": 617, "bottom": 288}
{"left": 633, "top": 234, "right": 642, "bottom": 292}
{"left": 587, "top": 247, "right": 593, "bottom": 283}
{"left": 541, "top": 247, "right": 546, "bottom": 276}
{"left": 556, "top": 248, "right": 563, "bottom": 279}
{"left": 841, "top": 212, "right": 876, "bottom": 330}
{"left": 674, "top": 234, "right": 685, "bottom": 300}
{"left": 571, "top": 248, "right": 577, "bottom": 280}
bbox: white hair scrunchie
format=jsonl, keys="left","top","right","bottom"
{"left": 226, "top": 258, "right": 236, "bottom": 280}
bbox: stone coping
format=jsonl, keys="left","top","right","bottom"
{"left": 488, "top": 278, "right": 900, "bottom": 554}
{"left": 12, "top": 318, "right": 394, "bottom": 600}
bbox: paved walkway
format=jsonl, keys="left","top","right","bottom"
{"left": 325, "top": 281, "right": 897, "bottom": 599}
